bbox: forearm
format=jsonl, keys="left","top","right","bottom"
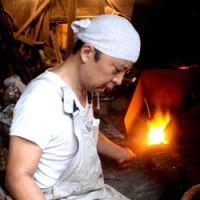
{"left": 97, "top": 131, "right": 133, "bottom": 161}
{"left": 6, "top": 173, "right": 45, "bottom": 200}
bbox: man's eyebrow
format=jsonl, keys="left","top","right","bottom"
{"left": 114, "top": 63, "right": 132, "bottom": 74}
{"left": 117, "top": 63, "right": 129, "bottom": 69}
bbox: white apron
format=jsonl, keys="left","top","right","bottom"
{"left": 35, "top": 74, "right": 130, "bottom": 200}
{"left": 42, "top": 99, "right": 130, "bottom": 200}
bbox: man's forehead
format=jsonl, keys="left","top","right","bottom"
{"left": 103, "top": 53, "right": 133, "bottom": 66}
{"left": 118, "top": 63, "right": 131, "bottom": 68}
{"left": 117, "top": 61, "right": 133, "bottom": 70}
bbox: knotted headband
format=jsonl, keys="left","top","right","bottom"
{"left": 71, "top": 14, "right": 141, "bottom": 62}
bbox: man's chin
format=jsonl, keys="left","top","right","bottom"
{"left": 92, "top": 85, "right": 115, "bottom": 93}
{"left": 93, "top": 87, "right": 106, "bottom": 93}
{"left": 104, "top": 87, "right": 114, "bottom": 93}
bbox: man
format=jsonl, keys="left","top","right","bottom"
{"left": 6, "top": 14, "right": 141, "bottom": 200}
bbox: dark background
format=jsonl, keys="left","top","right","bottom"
{"left": 132, "top": 0, "right": 200, "bottom": 69}
{"left": 0, "top": 0, "right": 199, "bottom": 77}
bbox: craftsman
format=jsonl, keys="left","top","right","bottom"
{"left": 6, "top": 14, "right": 141, "bottom": 200}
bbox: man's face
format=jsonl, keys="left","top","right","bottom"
{"left": 80, "top": 46, "right": 133, "bottom": 92}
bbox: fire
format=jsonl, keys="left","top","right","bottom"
{"left": 147, "top": 110, "right": 171, "bottom": 145}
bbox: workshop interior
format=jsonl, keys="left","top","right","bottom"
{"left": 0, "top": 0, "right": 200, "bottom": 199}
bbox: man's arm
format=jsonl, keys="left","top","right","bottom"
{"left": 97, "top": 132, "right": 136, "bottom": 166}
{"left": 6, "top": 136, "right": 46, "bottom": 200}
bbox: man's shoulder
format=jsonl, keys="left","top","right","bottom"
{"left": 24, "top": 73, "right": 62, "bottom": 99}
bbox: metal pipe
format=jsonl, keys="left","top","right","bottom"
{"left": 181, "top": 184, "right": 200, "bottom": 200}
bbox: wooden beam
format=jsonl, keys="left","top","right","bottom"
{"left": 34, "top": 11, "right": 45, "bottom": 40}
{"left": 98, "top": 0, "right": 105, "bottom": 15}
{"left": 19, "top": 0, "right": 39, "bottom": 53}
{"left": 66, "top": 0, "right": 77, "bottom": 57}
{"left": 50, "top": 30, "right": 63, "bottom": 63}
{"left": 14, "top": 0, "right": 50, "bottom": 39}
{"left": 17, "top": 35, "right": 36, "bottom": 46}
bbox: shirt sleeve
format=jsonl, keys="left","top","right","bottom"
{"left": 10, "top": 81, "right": 58, "bottom": 150}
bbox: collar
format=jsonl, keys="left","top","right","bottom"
{"left": 62, "top": 86, "right": 78, "bottom": 114}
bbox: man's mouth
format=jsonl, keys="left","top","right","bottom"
{"left": 93, "top": 87, "right": 106, "bottom": 93}
{"left": 92, "top": 83, "right": 116, "bottom": 93}
{"left": 104, "top": 87, "right": 113, "bottom": 92}
{"left": 106, "top": 82, "right": 116, "bottom": 90}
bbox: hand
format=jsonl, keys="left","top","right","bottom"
{"left": 117, "top": 147, "right": 136, "bottom": 168}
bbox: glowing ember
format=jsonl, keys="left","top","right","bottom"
{"left": 147, "top": 110, "right": 171, "bottom": 145}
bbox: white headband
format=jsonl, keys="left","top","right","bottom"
{"left": 71, "top": 15, "right": 141, "bottom": 62}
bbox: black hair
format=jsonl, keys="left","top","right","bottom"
{"left": 72, "top": 39, "right": 101, "bottom": 62}
{"left": 72, "top": 39, "right": 84, "bottom": 54}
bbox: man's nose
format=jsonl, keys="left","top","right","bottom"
{"left": 113, "top": 72, "right": 125, "bottom": 85}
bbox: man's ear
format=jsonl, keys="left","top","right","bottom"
{"left": 80, "top": 44, "right": 95, "bottom": 63}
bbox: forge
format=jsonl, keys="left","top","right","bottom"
{"left": 125, "top": 69, "right": 200, "bottom": 153}
{"left": 101, "top": 68, "right": 200, "bottom": 200}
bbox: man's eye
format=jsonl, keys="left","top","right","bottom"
{"left": 113, "top": 68, "right": 121, "bottom": 75}
{"left": 125, "top": 67, "right": 132, "bottom": 74}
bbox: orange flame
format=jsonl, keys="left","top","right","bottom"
{"left": 147, "top": 110, "right": 171, "bottom": 145}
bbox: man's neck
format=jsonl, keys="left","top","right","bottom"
{"left": 51, "top": 55, "right": 87, "bottom": 107}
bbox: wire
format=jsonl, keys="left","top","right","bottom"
{"left": 144, "top": 97, "right": 151, "bottom": 118}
